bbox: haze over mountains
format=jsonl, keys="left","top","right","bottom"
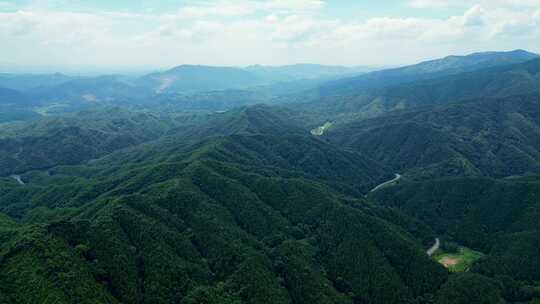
{"left": 1, "top": 49, "right": 540, "bottom": 304}
{"left": 1, "top": 50, "right": 537, "bottom": 121}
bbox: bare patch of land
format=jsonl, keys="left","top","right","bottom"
{"left": 434, "top": 246, "right": 484, "bottom": 272}
{"left": 440, "top": 257, "right": 460, "bottom": 268}
{"left": 311, "top": 122, "right": 333, "bottom": 136}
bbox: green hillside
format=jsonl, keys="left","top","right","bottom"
{"left": 0, "top": 107, "right": 177, "bottom": 176}
{"left": 3, "top": 49, "right": 540, "bottom": 304}
{"left": 318, "top": 50, "right": 538, "bottom": 97}
{"left": 325, "top": 93, "right": 540, "bottom": 179}
{"left": 371, "top": 176, "right": 540, "bottom": 288}
{"left": 0, "top": 131, "right": 448, "bottom": 304}
{"left": 289, "top": 56, "right": 540, "bottom": 125}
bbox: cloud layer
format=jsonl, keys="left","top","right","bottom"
{"left": 1, "top": 0, "right": 539, "bottom": 70}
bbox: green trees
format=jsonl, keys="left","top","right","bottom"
{"left": 0, "top": 139, "right": 448, "bottom": 303}
{"left": 372, "top": 175, "right": 540, "bottom": 302}
{"left": 326, "top": 93, "right": 540, "bottom": 180}
{"left": 1, "top": 69, "right": 540, "bottom": 303}
{"left": 434, "top": 273, "right": 504, "bottom": 304}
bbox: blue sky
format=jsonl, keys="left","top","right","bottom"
{"left": 1, "top": 0, "right": 539, "bottom": 72}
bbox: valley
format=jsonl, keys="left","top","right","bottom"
{"left": 1, "top": 49, "right": 540, "bottom": 304}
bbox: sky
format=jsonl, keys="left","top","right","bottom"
{"left": 1, "top": 0, "right": 540, "bottom": 72}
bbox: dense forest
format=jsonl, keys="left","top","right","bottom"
{"left": 1, "top": 50, "right": 540, "bottom": 303}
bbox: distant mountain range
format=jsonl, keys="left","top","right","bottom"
{"left": 288, "top": 50, "right": 540, "bottom": 124}
{"left": 0, "top": 63, "right": 369, "bottom": 97}
{"left": 138, "top": 65, "right": 264, "bottom": 94}
{"left": 0, "top": 63, "right": 372, "bottom": 120}
{"left": 0, "top": 73, "right": 78, "bottom": 91}
{"left": 324, "top": 93, "right": 540, "bottom": 179}
{"left": 318, "top": 49, "right": 539, "bottom": 96}
{"left": 0, "top": 87, "right": 27, "bottom": 106}
{"left": 245, "top": 64, "right": 374, "bottom": 82}
{"left": 2, "top": 49, "right": 540, "bottom": 304}
{"left": 1, "top": 50, "right": 537, "bottom": 122}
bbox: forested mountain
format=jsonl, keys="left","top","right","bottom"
{"left": 245, "top": 64, "right": 369, "bottom": 82}
{"left": 2, "top": 50, "right": 540, "bottom": 304}
{"left": 374, "top": 57, "right": 540, "bottom": 105}
{"left": 71, "top": 105, "right": 389, "bottom": 195}
{"left": 0, "top": 87, "right": 28, "bottom": 106}
{"left": 27, "top": 76, "right": 154, "bottom": 106}
{"left": 26, "top": 55, "right": 539, "bottom": 120}
{"left": 325, "top": 93, "right": 540, "bottom": 179}
{"left": 0, "top": 88, "right": 37, "bottom": 123}
{"left": 0, "top": 108, "right": 177, "bottom": 176}
{"left": 0, "top": 108, "right": 40, "bottom": 124}
{"left": 0, "top": 150, "right": 448, "bottom": 304}
{"left": 0, "top": 73, "right": 78, "bottom": 91}
{"left": 318, "top": 49, "right": 538, "bottom": 96}
{"left": 1, "top": 100, "right": 529, "bottom": 302}
{"left": 0, "top": 64, "right": 366, "bottom": 117}
{"left": 371, "top": 175, "right": 540, "bottom": 298}
{"left": 0, "top": 104, "right": 451, "bottom": 304}
{"left": 289, "top": 55, "right": 540, "bottom": 125}
{"left": 138, "top": 65, "right": 265, "bottom": 94}
{"left": 137, "top": 64, "right": 368, "bottom": 96}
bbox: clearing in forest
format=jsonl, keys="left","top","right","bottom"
{"left": 434, "top": 246, "right": 484, "bottom": 273}
{"left": 311, "top": 122, "right": 333, "bottom": 136}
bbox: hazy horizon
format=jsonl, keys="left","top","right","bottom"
{"left": 2, "top": 48, "right": 538, "bottom": 76}
{"left": 1, "top": 0, "right": 540, "bottom": 72}
{"left": 2, "top": 2, "right": 540, "bottom": 303}
{"left": 0, "top": 61, "right": 388, "bottom": 76}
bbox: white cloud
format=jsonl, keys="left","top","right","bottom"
{"left": 177, "top": 3, "right": 256, "bottom": 18}
{"left": 0, "top": 1, "right": 16, "bottom": 10}
{"left": 492, "top": 0, "right": 540, "bottom": 6}
{"left": 407, "top": 0, "right": 456, "bottom": 8}
{"left": 463, "top": 5, "right": 485, "bottom": 26}
{"left": 173, "top": 0, "right": 325, "bottom": 19}
{"left": 266, "top": 14, "right": 278, "bottom": 22}
{"left": 0, "top": 0, "right": 539, "bottom": 69}
{"left": 407, "top": 0, "right": 540, "bottom": 8}
{"left": 264, "top": 0, "right": 325, "bottom": 10}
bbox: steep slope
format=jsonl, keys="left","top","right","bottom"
{"left": 2, "top": 102, "right": 533, "bottom": 303}
{"left": 325, "top": 93, "right": 540, "bottom": 179}
{"left": 0, "top": 138, "right": 448, "bottom": 304}
{"left": 206, "top": 134, "right": 387, "bottom": 195}
{"left": 139, "top": 65, "right": 265, "bottom": 94}
{"left": 149, "top": 76, "right": 347, "bottom": 112}
{"left": 245, "top": 64, "right": 368, "bottom": 82}
{"left": 0, "top": 87, "right": 28, "bottom": 106}
{"left": 0, "top": 108, "right": 176, "bottom": 176}
{"left": 171, "top": 105, "right": 306, "bottom": 139}
{"left": 0, "top": 73, "right": 77, "bottom": 91}
{"left": 63, "top": 105, "right": 389, "bottom": 195}
{"left": 318, "top": 49, "right": 538, "bottom": 96}
{"left": 371, "top": 175, "right": 540, "bottom": 291}
{"left": 28, "top": 76, "right": 153, "bottom": 107}
{"left": 376, "top": 57, "right": 540, "bottom": 104}
{"left": 140, "top": 64, "right": 367, "bottom": 96}
{"left": 291, "top": 56, "right": 540, "bottom": 124}
{"left": 0, "top": 108, "right": 41, "bottom": 123}
{"left": 0, "top": 87, "right": 37, "bottom": 123}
